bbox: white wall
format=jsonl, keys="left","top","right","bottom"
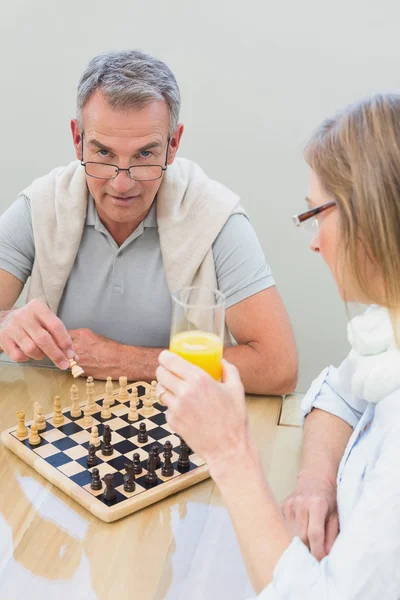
{"left": 1, "top": 0, "right": 399, "bottom": 390}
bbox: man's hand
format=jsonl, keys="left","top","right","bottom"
{"left": 0, "top": 299, "right": 75, "bottom": 369}
{"left": 280, "top": 470, "right": 339, "bottom": 561}
{"left": 68, "top": 328, "right": 120, "bottom": 379}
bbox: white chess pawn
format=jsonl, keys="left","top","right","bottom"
{"left": 128, "top": 397, "right": 139, "bottom": 422}
{"left": 69, "top": 358, "right": 84, "bottom": 378}
{"left": 35, "top": 404, "right": 46, "bottom": 431}
{"left": 90, "top": 425, "right": 101, "bottom": 448}
{"left": 101, "top": 395, "right": 112, "bottom": 420}
{"left": 82, "top": 405, "right": 93, "bottom": 428}
{"left": 150, "top": 380, "right": 157, "bottom": 403}
{"left": 118, "top": 376, "right": 129, "bottom": 402}
{"left": 132, "top": 387, "right": 139, "bottom": 407}
{"left": 28, "top": 422, "right": 41, "bottom": 446}
{"left": 141, "top": 388, "right": 153, "bottom": 416}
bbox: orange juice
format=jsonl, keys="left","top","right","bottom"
{"left": 169, "top": 330, "right": 223, "bottom": 380}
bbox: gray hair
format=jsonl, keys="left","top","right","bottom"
{"left": 76, "top": 50, "right": 181, "bottom": 134}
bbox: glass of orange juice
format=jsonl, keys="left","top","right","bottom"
{"left": 169, "top": 287, "right": 225, "bottom": 380}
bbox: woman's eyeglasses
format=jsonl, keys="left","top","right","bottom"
{"left": 292, "top": 200, "right": 336, "bottom": 235}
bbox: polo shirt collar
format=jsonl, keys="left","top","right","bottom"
{"left": 85, "top": 195, "right": 158, "bottom": 230}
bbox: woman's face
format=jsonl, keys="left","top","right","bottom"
{"left": 307, "top": 169, "right": 382, "bottom": 304}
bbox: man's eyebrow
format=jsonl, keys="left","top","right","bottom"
{"left": 87, "top": 138, "right": 163, "bottom": 153}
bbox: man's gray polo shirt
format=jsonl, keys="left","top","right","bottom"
{"left": 0, "top": 194, "right": 275, "bottom": 347}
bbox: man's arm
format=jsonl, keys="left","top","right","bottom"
{"left": 224, "top": 286, "right": 297, "bottom": 394}
{"left": 0, "top": 270, "right": 75, "bottom": 368}
{"left": 68, "top": 286, "right": 298, "bottom": 390}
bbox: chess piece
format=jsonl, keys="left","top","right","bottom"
{"left": 128, "top": 396, "right": 138, "bottom": 422}
{"left": 177, "top": 439, "right": 190, "bottom": 472}
{"left": 132, "top": 386, "right": 139, "bottom": 407}
{"left": 133, "top": 452, "right": 143, "bottom": 475}
{"left": 141, "top": 388, "right": 153, "bottom": 416}
{"left": 28, "top": 422, "right": 41, "bottom": 446}
{"left": 69, "top": 358, "right": 84, "bottom": 378}
{"left": 147, "top": 445, "right": 161, "bottom": 469}
{"left": 145, "top": 451, "right": 158, "bottom": 487}
{"left": 90, "top": 425, "right": 101, "bottom": 448}
{"left": 87, "top": 443, "right": 99, "bottom": 467}
{"left": 101, "top": 394, "right": 112, "bottom": 419}
{"left": 123, "top": 459, "right": 136, "bottom": 493}
{"left": 35, "top": 403, "right": 46, "bottom": 431}
{"left": 102, "top": 424, "right": 113, "bottom": 456}
{"left": 82, "top": 405, "right": 93, "bottom": 428}
{"left": 16, "top": 411, "right": 28, "bottom": 440}
{"left": 105, "top": 376, "right": 115, "bottom": 406}
{"left": 162, "top": 440, "right": 174, "bottom": 477}
{"left": 117, "top": 376, "right": 129, "bottom": 402}
{"left": 103, "top": 473, "right": 117, "bottom": 501}
{"left": 53, "top": 395, "right": 64, "bottom": 425}
{"left": 86, "top": 376, "right": 96, "bottom": 413}
{"left": 137, "top": 422, "right": 148, "bottom": 444}
{"left": 150, "top": 380, "right": 157, "bottom": 403}
{"left": 91, "top": 468, "right": 102, "bottom": 490}
{"left": 70, "top": 384, "right": 82, "bottom": 418}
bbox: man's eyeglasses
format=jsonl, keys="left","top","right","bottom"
{"left": 292, "top": 200, "right": 336, "bottom": 235}
{"left": 80, "top": 133, "right": 170, "bottom": 181}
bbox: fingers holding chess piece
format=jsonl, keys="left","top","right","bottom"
{"left": 69, "top": 358, "right": 84, "bottom": 378}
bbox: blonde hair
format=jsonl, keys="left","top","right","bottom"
{"left": 305, "top": 93, "right": 400, "bottom": 312}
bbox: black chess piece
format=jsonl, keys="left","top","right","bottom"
{"left": 147, "top": 445, "right": 161, "bottom": 469}
{"left": 91, "top": 467, "right": 102, "bottom": 490}
{"left": 124, "top": 459, "right": 136, "bottom": 493}
{"left": 179, "top": 435, "right": 193, "bottom": 455}
{"left": 87, "top": 443, "right": 99, "bottom": 467}
{"left": 102, "top": 423, "right": 113, "bottom": 456}
{"left": 145, "top": 451, "right": 158, "bottom": 487}
{"left": 133, "top": 452, "right": 143, "bottom": 475}
{"left": 162, "top": 440, "right": 174, "bottom": 477}
{"left": 137, "top": 422, "right": 148, "bottom": 443}
{"left": 103, "top": 473, "right": 117, "bottom": 501}
{"left": 177, "top": 439, "right": 190, "bottom": 472}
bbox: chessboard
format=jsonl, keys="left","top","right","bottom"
{"left": 1, "top": 379, "right": 209, "bottom": 522}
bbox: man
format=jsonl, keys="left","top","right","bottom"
{"left": 0, "top": 50, "right": 297, "bottom": 393}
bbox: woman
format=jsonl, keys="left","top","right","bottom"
{"left": 156, "top": 93, "right": 400, "bottom": 598}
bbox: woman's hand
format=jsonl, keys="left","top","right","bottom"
{"left": 156, "top": 351, "right": 250, "bottom": 469}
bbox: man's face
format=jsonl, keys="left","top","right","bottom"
{"left": 71, "top": 90, "right": 182, "bottom": 231}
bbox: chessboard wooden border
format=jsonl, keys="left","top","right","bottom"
{"left": 1, "top": 382, "right": 210, "bottom": 523}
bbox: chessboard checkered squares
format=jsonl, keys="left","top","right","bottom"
{"left": 58, "top": 461, "right": 86, "bottom": 477}
{"left": 40, "top": 428, "right": 67, "bottom": 443}
{"left": 33, "top": 443, "right": 62, "bottom": 459}
{"left": 63, "top": 445, "right": 89, "bottom": 461}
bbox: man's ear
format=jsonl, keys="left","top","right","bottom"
{"left": 71, "top": 119, "right": 82, "bottom": 161}
{"left": 167, "top": 123, "right": 184, "bottom": 165}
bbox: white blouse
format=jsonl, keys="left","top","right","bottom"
{"left": 252, "top": 306, "right": 400, "bottom": 599}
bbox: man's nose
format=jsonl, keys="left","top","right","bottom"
{"left": 109, "top": 170, "right": 137, "bottom": 194}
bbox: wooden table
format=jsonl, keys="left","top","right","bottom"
{"left": 0, "top": 363, "right": 303, "bottom": 600}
